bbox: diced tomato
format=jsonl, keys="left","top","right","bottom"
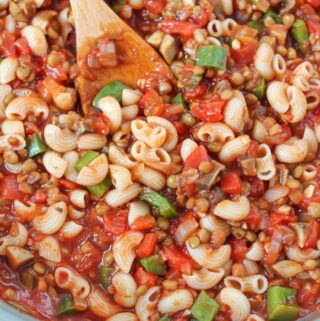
{"left": 1, "top": 31, "right": 16, "bottom": 57}
{"left": 139, "top": 88, "right": 163, "bottom": 108}
{"left": 190, "top": 0, "right": 213, "bottom": 27}
{"left": 305, "top": 220, "right": 320, "bottom": 248}
{"left": 298, "top": 283, "right": 320, "bottom": 306}
{"left": 191, "top": 96, "right": 226, "bottom": 122}
{"left": 139, "top": 88, "right": 165, "bottom": 116}
{"left": 306, "top": 19, "right": 320, "bottom": 35}
{"left": 246, "top": 141, "right": 259, "bottom": 158}
{"left": 88, "top": 113, "right": 110, "bottom": 135}
{"left": 185, "top": 182, "right": 197, "bottom": 197}
{"left": 15, "top": 38, "right": 31, "bottom": 55}
{"left": 265, "top": 124, "right": 292, "bottom": 146}
{"left": 59, "top": 179, "right": 77, "bottom": 190}
{"left": 104, "top": 212, "right": 128, "bottom": 235}
{"left": 172, "top": 121, "right": 189, "bottom": 135}
{"left": 77, "top": 245, "right": 102, "bottom": 273}
{"left": 24, "top": 122, "right": 39, "bottom": 134}
{"left": 230, "top": 238, "right": 248, "bottom": 262}
{"left": 31, "top": 190, "right": 48, "bottom": 204}
{"left": 184, "top": 145, "right": 210, "bottom": 170}
{"left": 306, "top": 0, "right": 320, "bottom": 9}
{"left": 184, "top": 82, "right": 208, "bottom": 102}
{"left": 231, "top": 43, "right": 257, "bottom": 66}
{"left": 136, "top": 233, "right": 158, "bottom": 258}
{"left": 1, "top": 175, "right": 24, "bottom": 201}
{"left": 244, "top": 208, "right": 263, "bottom": 230}
{"left": 144, "top": 0, "right": 166, "bottom": 14}
{"left": 160, "top": 20, "right": 200, "bottom": 38}
{"left": 134, "top": 266, "right": 158, "bottom": 287}
{"left": 131, "top": 215, "right": 156, "bottom": 231}
{"left": 162, "top": 244, "right": 195, "bottom": 275}
{"left": 221, "top": 172, "right": 242, "bottom": 194}
{"left": 268, "top": 212, "right": 298, "bottom": 228}
{"left": 249, "top": 177, "right": 265, "bottom": 197}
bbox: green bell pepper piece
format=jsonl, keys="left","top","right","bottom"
{"left": 253, "top": 78, "right": 265, "bottom": 100}
{"left": 27, "top": 134, "right": 47, "bottom": 157}
{"left": 291, "top": 19, "right": 309, "bottom": 54}
{"left": 196, "top": 45, "right": 227, "bottom": 70}
{"left": 57, "top": 295, "right": 76, "bottom": 316}
{"left": 159, "top": 315, "right": 172, "bottom": 321}
{"left": 75, "top": 150, "right": 99, "bottom": 172}
{"left": 267, "top": 286, "right": 300, "bottom": 321}
{"left": 140, "top": 255, "right": 167, "bottom": 275}
{"left": 93, "top": 80, "right": 129, "bottom": 107}
{"left": 87, "top": 176, "right": 112, "bottom": 198}
{"left": 263, "top": 10, "right": 282, "bottom": 24}
{"left": 191, "top": 291, "right": 220, "bottom": 321}
{"left": 99, "top": 266, "right": 114, "bottom": 289}
{"left": 248, "top": 21, "right": 265, "bottom": 33}
{"left": 172, "top": 93, "right": 188, "bottom": 108}
{"left": 140, "top": 189, "right": 178, "bottom": 218}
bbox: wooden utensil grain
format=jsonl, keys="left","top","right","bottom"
{"left": 70, "top": 0, "right": 173, "bottom": 113}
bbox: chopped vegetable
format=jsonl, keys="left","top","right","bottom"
{"left": 220, "top": 172, "right": 242, "bottom": 194}
{"left": 172, "top": 93, "right": 188, "bottom": 107}
{"left": 230, "top": 42, "right": 257, "bottom": 66}
{"left": 99, "top": 266, "right": 114, "bottom": 289}
{"left": 267, "top": 286, "right": 300, "bottom": 321}
{"left": 104, "top": 211, "right": 128, "bottom": 235}
{"left": 1, "top": 175, "right": 24, "bottom": 201}
{"left": 248, "top": 21, "right": 265, "bottom": 33}
{"left": 93, "top": 80, "right": 128, "bottom": 107}
{"left": 144, "top": 0, "right": 166, "bottom": 14}
{"left": 244, "top": 208, "right": 263, "bottom": 229}
{"left": 159, "top": 315, "right": 172, "bottom": 321}
{"left": 162, "top": 244, "right": 195, "bottom": 274}
{"left": 140, "top": 254, "right": 167, "bottom": 275}
{"left": 307, "top": 19, "right": 320, "bottom": 35}
{"left": 88, "top": 113, "right": 110, "bottom": 135}
{"left": 268, "top": 212, "right": 298, "bottom": 228}
{"left": 291, "top": 19, "right": 309, "bottom": 53}
{"left": 306, "top": 0, "right": 320, "bottom": 8}
{"left": 230, "top": 238, "right": 248, "bottom": 261}
{"left": 160, "top": 20, "right": 200, "bottom": 38}
{"left": 140, "top": 189, "right": 178, "bottom": 218}
{"left": 27, "top": 134, "right": 47, "bottom": 158}
{"left": 57, "top": 295, "right": 76, "bottom": 316}
{"left": 136, "top": 233, "right": 158, "bottom": 258}
{"left": 131, "top": 215, "right": 156, "bottom": 231}
{"left": 196, "top": 45, "right": 227, "bottom": 70}
{"left": 184, "top": 145, "right": 210, "bottom": 170}
{"left": 134, "top": 266, "right": 158, "bottom": 287}
{"left": 253, "top": 78, "right": 265, "bottom": 100}
{"left": 191, "top": 97, "right": 226, "bottom": 122}
{"left": 263, "top": 10, "right": 283, "bottom": 24}
{"left": 191, "top": 291, "right": 220, "bottom": 321}
{"left": 87, "top": 176, "right": 112, "bottom": 198}
{"left": 75, "top": 150, "right": 99, "bottom": 172}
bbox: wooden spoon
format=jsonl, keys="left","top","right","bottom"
{"left": 70, "top": 0, "right": 173, "bottom": 113}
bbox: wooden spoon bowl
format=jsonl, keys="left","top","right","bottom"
{"left": 70, "top": 0, "right": 173, "bottom": 113}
